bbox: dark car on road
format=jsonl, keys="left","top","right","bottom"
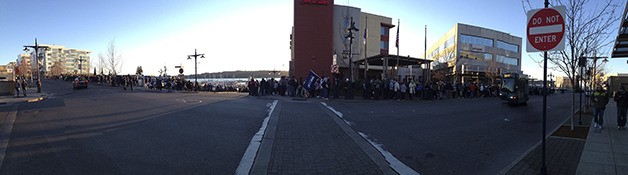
{"left": 73, "top": 76, "right": 88, "bottom": 89}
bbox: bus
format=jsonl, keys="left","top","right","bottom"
{"left": 500, "top": 73, "right": 529, "bottom": 105}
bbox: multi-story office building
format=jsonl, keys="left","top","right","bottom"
{"left": 555, "top": 76, "right": 573, "bottom": 89}
{"left": 17, "top": 53, "right": 31, "bottom": 67}
{"left": 31, "top": 45, "right": 90, "bottom": 75}
{"left": 427, "top": 23, "right": 522, "bottom": 84}
{"left": 291, "top": 0, "right": 405, "bottom": 80}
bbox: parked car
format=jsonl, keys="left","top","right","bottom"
{"left": 73, "top": 76, "right": 88, "bottom": 89}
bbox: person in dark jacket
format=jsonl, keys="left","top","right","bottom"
{"left": 614, "top": 86, "right": 628, "bottom": 130}
{"left": 21, "top": 79, "right": 28, "bottom": 97}
{"left": 592, "top": 86, "right": 610, "bottom": 130}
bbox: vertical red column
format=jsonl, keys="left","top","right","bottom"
{"left": 293, "top": 0, "right": 334, "bottom": 79}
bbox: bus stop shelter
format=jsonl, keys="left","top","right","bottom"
{"left": 353, "top": 54, "right": 432, "bottom": 82}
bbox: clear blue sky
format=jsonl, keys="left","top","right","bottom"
{"left": 0, "top": 0, "right": 626, "bottom": 78}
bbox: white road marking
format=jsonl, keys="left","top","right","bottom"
{"left": 359, "top": 132, "right": 420, "bottom": 175}
{"left": 235, "top": 100, "right": 277, "bottom": 175}
{"left": 320, "top": 102, "right": 420, "bottom": 175}
{"left": 0, "top": 105, "right": 18, "bottom": 170}
{"left": 321, "top": 102, "right": 353, "bottom": 125}
{"left": 529, "top": 24, "right": 563, "bottom": 35}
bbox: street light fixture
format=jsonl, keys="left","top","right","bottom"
{"left": 344, "top": 17, "right": 359, "bottom": 100}
{"left": 76, "top": 57, "right": 86, "bottom": 75}
{"left": 186, "top": 49, "right": 204, "bottom": 91}
{"left": 23, "top": 38, "right": 49, "bottom": 93}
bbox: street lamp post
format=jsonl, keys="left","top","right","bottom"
{"left": 345, "top": 17, "right": 359, "bottom": 100}
{"left": 23, "top": 38, "right": 49, "bottom": 93}
{"left": 187, "top": 49, "right": 205, "bottom": 91}
{"left": 76, "top": 57, "right": 86, "bottom": 75}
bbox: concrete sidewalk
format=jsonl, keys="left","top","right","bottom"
{"left": 0, "top": 87, "right": 48, "bottom": 105}
{"left": 576, "top": 101, "right": 628, "bottom": 175}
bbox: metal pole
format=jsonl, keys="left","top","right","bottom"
{"left": 35, "top": 39, "right": 41, "bottom": 93}
{"left": 542, "top": 51, "right": 548, "bottom": 175}
{"left": 195, "top": 49, "right": 198, "bottom": 90}
{"left": 396, "top": 19, "right": 400, "bottom": 79}
{"left": 579, "top": 66, "right": 583, "bottom": 125}
{"left": 364, "top": 16, "right": 368, "bottom": 81}
{"left": 541, "top": 3, "right": 549, "bottom": 175}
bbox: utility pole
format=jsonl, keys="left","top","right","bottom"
{"left": 187, "top": 49, "right": 205, "bottom": 91}
{"left": 23, "top": 38, "right": 50, "bottom": 93}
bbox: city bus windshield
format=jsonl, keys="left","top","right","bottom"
{"left": 502, "top": 78, "right": 515, "bottom": 93}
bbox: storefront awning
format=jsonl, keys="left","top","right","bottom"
{"left": 353, "top": 54, "right": 432, "bottom": 66}
{"left": 612, "top": 2, "right": 628, "bottom": 58}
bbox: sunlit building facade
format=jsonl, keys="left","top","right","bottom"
{"left": 290, "top": 0, "right": 395, "bottom": 80}
{"left": 427, "top": 23, "right": 522, "bottom": 84}
{"left": 33, "top": 45, "right": 91, "bottom": 75}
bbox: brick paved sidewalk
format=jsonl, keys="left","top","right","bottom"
{"left": 503, "top": 137, "right": 585, "bottom": 175}
{"left": 501, "top": 112, "right": 590, "bottom": 174}
{"left": 254, "top": 101, "right": 386, "bottom": 174}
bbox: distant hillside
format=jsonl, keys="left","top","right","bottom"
{"left": 185, "top": 70, "right": 288, "bottom": 79}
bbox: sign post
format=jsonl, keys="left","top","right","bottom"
{"left": 526, "top": 3, "right": 565, "bottom": 174}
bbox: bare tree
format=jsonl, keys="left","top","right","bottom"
{"left": 97, "top": 52, "right": 107, "bottom": 75}
{"left": 105, "top": 39, "right": 123, "bottom": 75}
{"left": 49, "top": 60, "right": 66, "bottom": 76}
{"left": 17, "top": 59, "right": 30, "bottom": 78}
{"left": 523, "top": 0, "right": 618, "bottom": 85}
{"left": 432, "top": 46, "right": 456, "bottom": 82}
{"left": 136, "top": 66, "right": 143, "bottom": 76}
{"left": 485, "top": 58, "right": 501, "bottom": 85}
{"left": 163, "top": 66, "right": 167, "bottom": 77}
{"left": 522, "top": 0, "right": 621, "bottom": 130}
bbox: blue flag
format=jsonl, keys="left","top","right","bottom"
{"left": 304, "top": 70, "right": 320, "bottom": 90}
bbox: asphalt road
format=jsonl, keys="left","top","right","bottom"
{"left": 1, "top": 79, "right": 273, "bottom": 174}
{"left": 0, "top": 79, "right": 578, "bottom": 174}
{"left": 324, "top": 93, "right": 575, "bottom": 174}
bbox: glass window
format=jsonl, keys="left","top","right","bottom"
{"left": 380, "top": 41, "right": 388, "bottom": 49}
{"left": 496, "top": 40, "right": 519, "bottom": 53}
{"left": 380, "top": 26, "right": 389, "bottom": 36}
{"left": 496, "top": 55, "right": 519, "bottom": 65}
{"left": 444, "top": 36, "right": 455, "bottom": 49}
{"left": 460, "top": 34, "right": 493, "bottom": 47}
{"left": 460, "top": 50, "right": 492, "bottom": 61}
{"left": 502, "top": 78, "right": 515, "bottom": 93}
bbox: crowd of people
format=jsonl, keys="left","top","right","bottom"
{"left": 247, "top": 76, "right": 520, "bottom": 101}
{"left": 50, "top": 74, "right": 249, "bottom": 93}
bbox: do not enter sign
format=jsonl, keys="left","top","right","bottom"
{"left": 526, "top": 6, "right": 566, "bottom": 52}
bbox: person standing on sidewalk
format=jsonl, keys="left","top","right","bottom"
{"left": 408, "top": 80, "right": 416, "bottom": 100}
{"left": 614, "top": 86, "right": 628, "bottom": 130}
{"left": 592, "top": 86, "right": 610, "bottom": 130}
{"left": 14, "top": 79, "right": 20, "bottom": 97}
{"left": 21, "top": 79, "right": 28, "bottom": 97}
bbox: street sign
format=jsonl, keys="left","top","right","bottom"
{"left": 331, "top": 64, "right": 339, "bottom": 74}
{"left": 526, "top": 6, "right": 566, "bottom": 52}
